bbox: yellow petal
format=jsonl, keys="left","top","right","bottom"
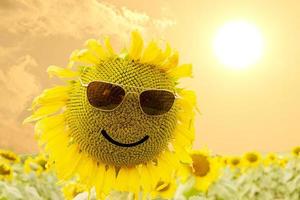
{"left": 127, "top": 167, "right": 140, "bottom": 195}
{"left": 168, "top": 64, "right": 192, "bottom": 80}
{"left": 39, "top": 126, "right": 66, "bottom": 148}
{"left": 172, "top": 142, "right": 192, "bottom": 164}
{"left": 155, "top": 158, "right": 172, "bottom": 182}
{"left": 45, "top": 129, "right": 69, "bottom": 159}
{"left": 47, "top": 66, "right": 79, "bottom": 78}
{"left": 94, "top": 164, "right": 106, "bottom": 197}
{"left": 174, "top": 130, "right": 193, "bottom": 148}
{"left": 24, "top": 102, "right": 65, "bottom": 123}
{"left": 177, "top": 89, "right": 197, "bottom": 111}
{"left": 141, "top": 41, "right": 163, "bottom": 64}
{"left": 32, "top": 86, "right": 70, "bottom": 109}
{"left": 115, "top": 167, "right": 128, "bottom": 191}
{"left": 176, "top": 164, "right": 192, "bottom": 182}
{"left": 85, "top": 39, "right": 109, "bottom": 60}
{"left": 146, "top": 163, "right": 160, "bottom": 187}
{"left": 102, "top": 166, "right": 116, "bottom": 195}
{"left": 160, "top": 151, "right": 179, "bottom": 169}
{"left": 174, "top": 123, "right": 195, "bottom": 142}
{"left": 162, "top": 43, "right": 172, "bottom": 61}
{"left": 35, "top": 113, "right": 65, "bottom": 141}
{"left": 160, "top": 52, "right": 179, "bottom": 70}
{"left": 70, "top": 49, "right": 99, "bottom": 64}
{"left": 137, "top": 164, "right": 152, "bottom": 194}
{"left": 68, "top": 50, "right": 80, "bottom": 68}
{"left": 76, "top": 156, "right": 94, "bottom": 183}
{"left": 129, "top": 31, "right": 143, "bottom": 60}
{"left": 55, "top": 144, "right": 82, "bottom": 180}
{"left": 83, "top": 159, "right": 99, "bottom": 189}
{"left": 104, "top": 37, "right": 115, "bottom": 56}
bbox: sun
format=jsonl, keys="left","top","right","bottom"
{"left": 213, "top": 20, "right": 264, "bottom": 69}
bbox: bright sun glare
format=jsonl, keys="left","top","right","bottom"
{"left": 214, "top": 21, "right": 264, "bottom": 69}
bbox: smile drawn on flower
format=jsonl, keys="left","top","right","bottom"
{"left": 100, "top": 129, "right": 149, "bottom": 147}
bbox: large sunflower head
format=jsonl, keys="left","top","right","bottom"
{"left": 68, "top": 59, "right": 178, "bottom": 167}
{"left": 25, "top": 31, "right": 197, "bottom": 198}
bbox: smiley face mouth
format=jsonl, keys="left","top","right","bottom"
{"left": 101, "top": 129, "right": 149, "bottom": 147}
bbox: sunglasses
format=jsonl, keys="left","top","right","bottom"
{"left": 80, "top": 80, "right": 176, "bottom": 116}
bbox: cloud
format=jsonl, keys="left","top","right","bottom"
{"left": 0, "top": 0, "right": 175, "bottom": 153}
{"left": 0, "top": 0, "right": 175, "bottom": 40}
{"left": 0, "top": 55, "right": 40, "bottom": 153}
{"left": 0, "top": 55, "right": 40, "bottom": 115}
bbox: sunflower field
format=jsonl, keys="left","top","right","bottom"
{"left": 1, "top": 147, "right": 300, "bottom": 200}
{"left": 2, "top": 31, "right": 300, "bottom": 200}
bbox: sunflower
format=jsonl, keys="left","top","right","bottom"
{"left": 263, "top": 153, "right": 279, "bottom": 166}
{"left": 0, "top": 161, "right": 13, "bottom": 181}
{"left": 217, "top": 155, "right": 228, "bottom": 167}
{"left": 191, "top": 150, "right": 221, "bottom": 192}
{"left": 178, "top": 149, "right": 221, "bottom": 193}
{"left": 278, "top": 156, "right": 289, "bottom": 167}
{"left": 227, "top": 156, "right": 242, "bottom": 169}
{"left": 241, "top": 151, "right": 262, "bottom": 168}
{"left": 0, "top": 149, "right": 20, "bottom": 163}
{"left": 292, "top": 146, "right": 300, "bottom": 157}
{"left": 25, "top": 31, "right": 196, "bottom": 199}
{"left": 24, "top": 154, "right": 48, "bottom": 175}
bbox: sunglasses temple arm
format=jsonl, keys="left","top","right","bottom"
{"left": 79, "top": 78, "right": 88, "bottom": 87}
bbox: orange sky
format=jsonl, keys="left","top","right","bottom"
{"left": 0, "top": 0, "right": 299, "bottom": 154}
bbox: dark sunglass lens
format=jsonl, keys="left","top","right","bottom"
{"left": 140, "top": 90, "right": 175, "bottom": 115}
{"left": 87, "top": 81, "right": 125, "bottom": 110}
